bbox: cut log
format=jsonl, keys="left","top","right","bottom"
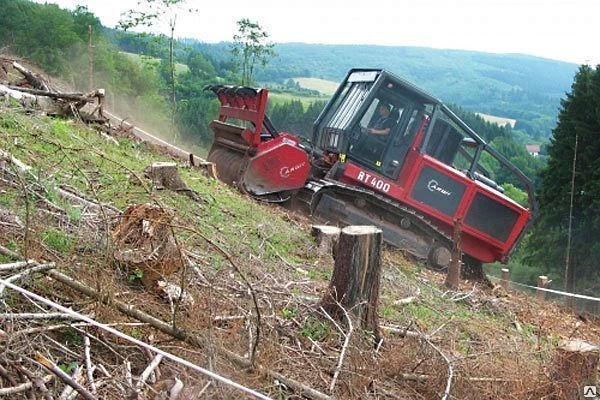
{"left": 310, "top": 225, "right": 341, "bottom": 257}
{"left": 144, "top": 162, "right": 200, "bottom": 201}
{"left": 552, "top": 339, "right": 599, "bottom": 400}
{"left": 12, "top": 61, "right": 49, "bottom": 91}
{"left": 112, "top": 203, "right": 183, "bottom": 289}
{"left": 318, "top": 225, "right": 382, "bottom": 341}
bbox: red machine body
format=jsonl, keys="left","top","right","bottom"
{"left": 205, "top": 69, "right": 536, "bottom": 268}
{"left": 206, "top": 86, "right": 311, "bottom": 195}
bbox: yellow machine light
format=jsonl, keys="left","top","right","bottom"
{"left": 339, "top": 154, "right": 346, "bottom": 162}
{"left": 375, "top": 160, "right": 382, "bottom": 167}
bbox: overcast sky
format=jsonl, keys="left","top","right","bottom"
{"left": 39, "top": 0, "right": 597, "bottom": 65}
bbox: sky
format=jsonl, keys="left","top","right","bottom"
{"left": 38, "top": 0, "right": 598, "bottom": 66}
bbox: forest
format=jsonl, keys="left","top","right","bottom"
{"left": 0, "top": 0, "right": 598, "bottom": 299}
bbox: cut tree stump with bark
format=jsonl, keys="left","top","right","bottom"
{"left": 318, "top": 225, "right": 383, "bottom": 342}
{"left": 112, "top": 203, "right": 184, "bottom": 289}
{"left": 445, "top": 218, "right": 462, "bottom": 289}
{"left": 311, "top": 225, "right": 341, "bottom": 257}
{"left": 144, "top": 162, "right": 200, "bottom": 201}
{"left": 552, "top": 339, "right": 599, "bottom": 400}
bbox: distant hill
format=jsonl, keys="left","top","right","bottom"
{"left": 192, "top": 41, "right": 578, "bottom": 140}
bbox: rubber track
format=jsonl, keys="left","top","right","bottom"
{"left": 307, "top": 179, "right": 453, "bottom": 258}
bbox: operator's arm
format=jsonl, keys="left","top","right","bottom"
{"left": 368, "top": 127, "right": 391, "bottom": 135}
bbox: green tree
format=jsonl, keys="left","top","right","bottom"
{"left": 231, "top": 19, "right": 275, "bottom": 85}
{"left": 523, "top": 65, "right": 600, "bottom": 297}
{"left": 186, "top": 51, "right": 217, "bottom": 78}
{"left": 119, "top": 0, "right": 196, "bottom": 141}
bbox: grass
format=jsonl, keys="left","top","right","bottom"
{"left": 0, "top": 103, "right": 314, "bottom": 268}
{"left": 42, "top": 228, "right": 75, "bottom": 255}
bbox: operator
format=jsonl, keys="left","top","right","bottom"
{"left": 368, "top": 103, "right": 395, "bottom": 136}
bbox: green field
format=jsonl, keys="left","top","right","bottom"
{"left": 268, "top": 91, "right": 328, "bottom": 108}
{"left": 476, "top": 112, "right": 517, "bottom": 128}
{"left": 292, "top": 77, "right": 339, "bottom": 95}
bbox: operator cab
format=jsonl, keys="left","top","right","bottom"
{"left": 314, "top": 69, "right": 437, "bottom": 179}
{"left": 313, "top": 69, "right": 509, "bottom": 195}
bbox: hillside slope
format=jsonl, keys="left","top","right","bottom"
{"left": 0, "top": 102, "right": 598, "bottom": 399}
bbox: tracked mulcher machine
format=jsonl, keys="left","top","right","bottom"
{"left": 204, "top": 69, "right": 536, "bottom": 272}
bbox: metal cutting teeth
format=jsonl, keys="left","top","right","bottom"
{"left": 206, "top": 146, "right": 245, "bottom": 186}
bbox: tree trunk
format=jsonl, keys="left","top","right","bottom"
{"left": 552, "top": 339, "right": 599, "bottom": 400}
{"left": 318, "top": 225, "right": 382, "bottom": 342}
{"left": 445, "top": 219, "right": 462, "bottom": 289}
{"left": 12, "top": 61, "right": 49, "bottom": 91}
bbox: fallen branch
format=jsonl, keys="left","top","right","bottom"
{"left": 0, "top": 245, "right": 21, "bottom": 260}
{"left": 0, "top": 260, "right": 36, "bottom": 271}
{"left": 269, "top": 370, "right": 334, "bottom": 400}
{"left": 0, "top": 262, "right": 56, "bottom": 296}
{"left": 2, "top": 261, "right": 332, "bottom": 400}
{"left": 170, "top": 377, "right": 185, "bottom": 399}
{"left": 424, "top": 336, "right": 453, "bottom": 400}
{"left": 0, "top": 312, "right": 76, "bottom": 320}
{"left": 84, "top": 335, "right": 97, "bottom": 395}
{"left": 1, "top": 275, "right": 273, "bottom": 400}
{"left": 136, "top": 354, "right": 164, "bottom": 390}
{"left": 35, "top": 352, "right": 97, "bottom": 400}
{"left": 328, "top": 305, "right": 354, "bottom": 393}
{"left": 6, "top": 85, "right": 103, "bottom": 103}
{"left": 58, "top": 364, "right": 84, "bottom": 400}
{"left": 50, "top": 271, "right": 332, "bottom": 400}
{"left": 11, "top": 61, "right": 49, "bottom": 91}
{"left": 0, "top": 374, "right": 53, "bottom": 396}
{"left": 398, "top": 373, "right": 519, "bottom": 383}
{"left": 380, "top": 324, "right": 426, "bottom": 340}
{"left": 56, "top": 185, "right": 120, "bottom": 215}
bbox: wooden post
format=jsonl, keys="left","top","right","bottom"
{"left": 311, "top": 225, "right": 341, "bottom": 257}
{"left": 445, "top": 218, "right": 462, "bottom": 289}
{"left": 537, "top": 275, "right": 549, "bottom": 300}
{"left": 501, "top": 268, "right": 510, "bottom": 289}
{"left": 552, "top": 339, "right": 599, "bottom": 399}
{"left": 318, "top": 225, "right": 382, "bottom": 341}
{"left": 88, "top": 25, "right": 94, "bottom": 91}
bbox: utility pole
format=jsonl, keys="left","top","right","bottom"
{"left": 564, "top": 134, "right": 578, "bottom": 306}
{"left": 88, "top": 25, "right": 94, "bottom": 91}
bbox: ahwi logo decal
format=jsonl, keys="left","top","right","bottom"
{"left": 427, "top": 179, "right": 452, "bottom": 196}
{"left": 280, "top": 162, "right": 306, "bottom": 178}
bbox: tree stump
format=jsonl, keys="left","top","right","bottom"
{"left": 552, "top": 339, "right": 599, "bottom": 399}
{"left": 318, "top": 225, "right": 382, "bottom": 341}
{"left": 445, "top": 218, "right": 462, "bottom": 289}
{"left": 311, "top": 225, "right": 341, "bottom": 257}
{"left": 188, "top": 154, "right": 218, "bottom": 180}
{"left": 112, "top": 203, "right": 184, "bottom": 290}
{"left": 536, "top": 275, "right": 550, "bottom": 300}
{"left": 144, "top": 162, "right": 200, "bottom": 201}
{"left": 500, "top": 268, "right": 510, "bottom": 289}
